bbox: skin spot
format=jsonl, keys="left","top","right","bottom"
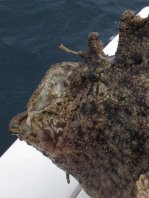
{"left": 37, "top": 129, "right": 55, "bottom": 152}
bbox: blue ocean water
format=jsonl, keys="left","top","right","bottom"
{"left": 0, "top": 0, "right": 148, "bottom": 156}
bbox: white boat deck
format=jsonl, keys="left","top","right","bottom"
{"left": 0, "top": 6, "right": 148, "bottom": 198}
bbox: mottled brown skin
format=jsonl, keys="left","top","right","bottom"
{"left": 9, "top": 11, "right": 149, "bottom": 198}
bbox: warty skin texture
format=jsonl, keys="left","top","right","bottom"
{"left": 9, "top": 11, "right": 149, "bottom": 198}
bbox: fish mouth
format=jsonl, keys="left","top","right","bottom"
{"left": 9, "top": 111, "right": 28, "bottom": 135}
{"left": 9, "top": 111, "right": 64, "bottom": 157}
{"left": 9, "top": 62, "right": 81, "bottom": 157}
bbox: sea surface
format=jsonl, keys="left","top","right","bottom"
{"left": 0, "top": 0, "right": 148, "bottom": 156}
